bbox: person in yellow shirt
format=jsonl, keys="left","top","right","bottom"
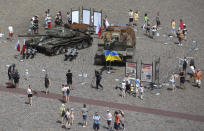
{"left": 134, "top": 10, "right": 139, "bottom": 26}
{"left": 171, "top": 19, "right": 176, "bottom": 36}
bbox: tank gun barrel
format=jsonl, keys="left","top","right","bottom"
{"left": 18, "top": 34, "right": 47, "bottom": 37}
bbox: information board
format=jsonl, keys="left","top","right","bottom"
{"left": 141, "top": 64, "right": 153, "bottom": 82}
{"left": 82, "top": 9, "right": 91, "bottom": 25}
{"left": 72, "top": 10, "right": 79, "bottom": 23}
{"left": 125, "top": 62, "right": 137, "bottom": 78}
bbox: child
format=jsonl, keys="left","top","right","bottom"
{"left": 70, "top": 108, "right": 75, "bottom": 126}
{"left": 140, "top": 83, "right": 144, "bottom": 100}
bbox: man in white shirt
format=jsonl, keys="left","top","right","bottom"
{"left": 8, "top": 25, "right": 13, "bottom": 40}
{"left": 189, "top": 65, "right": 195, "bottom": 83}
{"left": 128, "top": 9, "right": 134, "bottom": 26}
{"left": 106, "top": 110, "right": 112, "bottom": 130}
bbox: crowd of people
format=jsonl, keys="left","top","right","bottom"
{"left": 170, "top": 58, "right": 202, "bottom": 92}
{"left": 59, "top": 103, "right": 125, "bottom": 130}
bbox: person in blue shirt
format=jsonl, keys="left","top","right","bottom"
{"left": 93, "top": 112, "right": 100, "bottom": 131}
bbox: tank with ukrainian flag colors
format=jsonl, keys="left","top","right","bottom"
{"left": 94, "top": 26, "right": 136, "bottom": 65}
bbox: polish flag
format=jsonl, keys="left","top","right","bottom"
{"left": 20, "top": 39, "right": 26, "bottom": 54}
{"left": 98, "top": 26, "right": 102, "bottom": 37}
{"left": 15, "top": 40, "right": 20, "bottom": 52}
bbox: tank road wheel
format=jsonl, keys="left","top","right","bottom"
{"left": 82, "top": 40, "right": 89, "bottom": 48}
{"left": 55, "top": 47, "right": 63, "bottom": 55}
{"left": 77, "top": 43, "right": 83, "bottom": 49}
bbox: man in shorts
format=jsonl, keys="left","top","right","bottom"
{"left": 81, "top": 104, "right": 88, "bottom": 127}
{"left": 106, "top": 110, "right": 112, "bottom": 130}
{"left": 93, "top": 112, "right": 100, "bottom": 131}
{"left": 128, "top": 9, "right": 133, "bottom": 26}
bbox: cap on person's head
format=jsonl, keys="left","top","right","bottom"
{"left": 68, "top": 69, "right": 70, "bottom": 72}
{"left": 107, "top": 110, "right": 110, "bottom": 112}
{"left": 62, "top": 104, "right": 65, "bottom": 107}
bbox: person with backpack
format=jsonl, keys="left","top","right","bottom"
{"left": 13, "top": 69, "right": 20, "bottom": 88}
{"left": 59, "top": 104, "right": 66, "bottom": 125}
{"left": 65, "top": 108, "right": 71, "bottom": 129}
{"left": 64, "top": 85, "right": 70, "bottom": 104}
{"left": 95, "top": 70, "right": 103, "bottom": 89}
{"left": 66, "top": 69, "right": 73, "bottom": 89}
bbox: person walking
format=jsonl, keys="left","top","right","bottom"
{"left": 44, "top": 74, "right": 50, "bottom": 94}
{"left": 140, "top": 83, "right": 144, "bottom": 100}
{"left": 8, "top": 25, "right": 14, "bottom": 40}
{"left": 143, "top": 13, "right": 148, "bottom": 30}
{"left": 183, "top": 57, "right": 187, "bottom": 76}
{"left": 95, "top": 70, "right": 103, "bottom": 89}
{"left": 59, "top": 104, "right": 66, "bottom": 125}
{"left": 65, "top": 108, "right": 71, "bottom": 129}
{"left": 179, "top": 19, "right": 184, "bottom": 30}
{"left": 106, "top": 110, "right": 112, "bottom": 130}
{"left": 128, "top": 9, "right": 134, "bottom": 26}
{"left": 13, "top": 69, "right": 20, "bottom": 88}
{"left": 119, "top": 110, "right": 125, "bottom": 130}
{"left": 81, "top": 104, "right": 88, "bottom": 127}
{"left": 66, "top": 69, "right": 72, "bottom": 89}
{"left": 171, "top": 19, "right": 176, "bottom": 36}
{"left": 70, "top": 108, "right": 75, "bottom": 126}
{"left": 179, "top": 69, "right": 185, "bottom": 89}
{"left": 121, "top": 80, "right": 126, "bottom": 97}
{"left": 195, "top": 69, "right": 202, "bottom": 88}
{"left": 27, "top": 85, "right": 32, "bottom": 106}
{"left": 170, "top": 72, "right": 177, "bottom": 92}
{"left": 133, "top": 10, "right": 139, "bottom": 26}
{"left": 64, "top": 85, "right": 70, "bottom": 104}
{"left": 114, "top": 111, "right": 120, "bottom": 131}
{"left": 189, "top": 64, "right": 195, "bottom": 84}
{"left": 177, "top": 29, "right": 183, "bottom": 46}
{"left": 93, "top": 112, "right": 101, "bottom": 131}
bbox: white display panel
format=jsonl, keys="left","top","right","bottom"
{"left": 93, "top": 12, "right": 102, "bottom": 27}
{"left": 82, "top": 10, "right": 91, "bottom": 25}
{"left": 72, "top": 10, "right": 79, "bottom": 23}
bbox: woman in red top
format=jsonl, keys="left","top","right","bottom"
{"left": 179, "top": 19, "right": 184, "bottom": 30}
{"left": 114, "top": 111, "right": 120, "bottom": 130}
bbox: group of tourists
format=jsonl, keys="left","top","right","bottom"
{"left": 120, "top": 76, "right": 144, "bottom": 100}
{"left": 59, "top": 103, "right": 125, "bottom": 131}
{"left": 170, "top": 58, "right": 202, "bottom": 92}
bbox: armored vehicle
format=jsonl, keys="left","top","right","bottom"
{"left": 19, "top": 26, "right": 93, "bottom": 56}
{"left": 94, "top": 26, "right": 136, "bottom": 65}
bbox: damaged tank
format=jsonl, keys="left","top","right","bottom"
{"left": 18, "top": 25, "right": 93, "bottom": 56}
{"left": 94, "top": 26, "right": 136, "bottom": 65}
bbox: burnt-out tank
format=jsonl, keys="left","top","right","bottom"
{"left": 19, "top": 26, "right": 93, "bottom": 56}
{"left": 94, "top": 26, "right": 136, "bottom": 65}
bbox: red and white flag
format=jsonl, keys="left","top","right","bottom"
{"left": 98, "top": 26, "right": 102, "bottom": 37}
{"left": 20, "top": 39, "right": 26, "bottom": 54}
{"left": 15, "top": 40, "right": 20, "bottom": 52}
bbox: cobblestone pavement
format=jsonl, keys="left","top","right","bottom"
{"left": 1, "top": 86, "right": 204, "bottom": 123}
{"left": 0, "top": 91, "right": 204, "bottom": 131}
{"left": 0, "top": 0, "right": 204, "bottom": 130}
